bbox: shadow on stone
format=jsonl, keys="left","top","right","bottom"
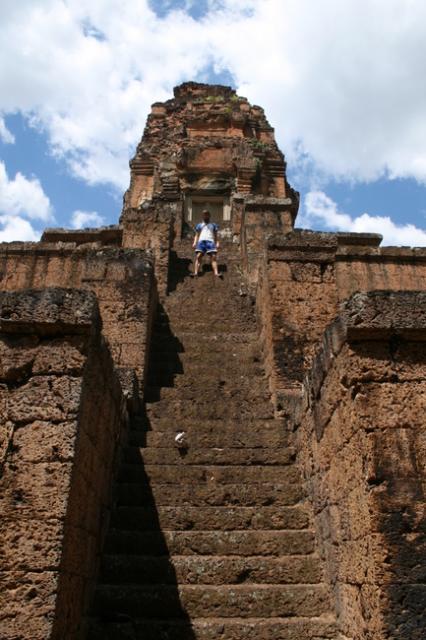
{"left": 86, "top": 305, "right": 195, "bottom": 640}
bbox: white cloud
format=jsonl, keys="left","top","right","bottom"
{"left": 0, "top": 160, "right": 52, "bottom": 241}
{"left": 0, "top": 161, "right": 53, "bottom": 221}
{"left": 71, "top": 209, "right": 105, "bottom": 228}
{"left": 303, "top": 190, "right": 426, "bottom": 247}
{"left": 0, "top": 215, "right": 40, "bottom": 242}
{"left": 0, "top": 117, "right": 15, "bottom": 144}
{"left": 0, "top": 0, "right": 426, "bottom": 194}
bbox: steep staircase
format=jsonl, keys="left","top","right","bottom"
{"left": 88, "top": 242, "right": 336, "bottom": 640}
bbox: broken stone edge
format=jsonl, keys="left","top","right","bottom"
{"left": 0, "top": 288, "right": 100, "bottom": 336}
{"left": 285, "top": 291, "right": 426, "bottom": 427}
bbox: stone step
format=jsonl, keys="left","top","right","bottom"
{"left": 118, "top": 464, "right": 300, "bottom": 485}
{"left": 150, "top": 323, "right": 257, "bottom": 339}
{"left": 170, "top": 256, "right": 241, "bottom": 268}
{"left": 170, "top": 250, "right": 240, "bottom": 262}
{"left": 160, "top": 296, "right": 253, "bottom": 312}
{"left": 168, "top": 262, "right": 241, "bottom": 276}
{"left": 111, "top": 505, "right": 310, "bottom": 531}
{"left": 150, "top": 331, "right": 258, "bottom": 344}
{"left": 145, "top": 399, "right": 274, "bottom": 421}
{"left": 123, "top": 446, "right": 296, "bottom": 465}
{"left": 105, "top": 530, "right": 315, "bottom": 556}
{"left": 146, "top": 350, "right": 260, "bottom": 370}
{"left": 144, "top": 377, "right": 269, "bottom": 397}
{"left": 146, "top": 367, "right": 265, "bottom": 387}
{"left": 161, "top": 295, "right": 252, "bottom": 309}
{"left": 144, "top": 379, "right": 268, "bottom": 399}
{"left": 147, "top": 354, "right": 262, "bottom": 370}
{"left": 101, "top": 554, "right": 323, "bottom": 585}
{"left": 130, "top": 417, "right": 283, "bottom": 435}
{"left": 152, "top": 324, "right": 255, "bottom": 342}
{"left": 117, "top": 481, "right": 304, "bottom": 507}
{"left": 151, "top": 312, "right": 249, "bottom": 327}
{"left": 92, "top": 584, "right": 330, "bottom": 619}
{"left": 87, "top": 615, "right": 337, "bottom": 640}
{"left": 128, "top": 429, "right": 289, "bottom": 449}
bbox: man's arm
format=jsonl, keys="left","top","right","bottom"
{"left": 214, "top": 224, "right": 220, "bottom": 249}
{"left": 193, "top": 226, "right": 200, "bottom": 248}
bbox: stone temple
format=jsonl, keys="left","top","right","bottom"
{"left": 1, "top": 82, "right": 426, "bottom": 640}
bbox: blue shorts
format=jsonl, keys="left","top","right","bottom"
{"left": 196, "top": 240, "right": 217, "bottom": 255}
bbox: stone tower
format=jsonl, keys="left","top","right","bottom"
{"left": 120, "top": 82, "right": 299, "bottom": 292}
{"left": 1, "top": 83, "right": 426, "bottom": 640}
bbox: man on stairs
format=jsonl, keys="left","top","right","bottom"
{"left": 192, "top": 209, "right": 221, "bottom": 277}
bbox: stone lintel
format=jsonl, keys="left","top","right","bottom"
{"left": 0, "top": 288, "right": 100, "bottom": 336}
{"left": 41, "top": 225, "right": 122, "bottom": 246}
{"left": 336, "top": 231, "right": 382, "bottom": 247}
{"left": 267, "top": 230, "right": 426, "bottom": 263}
{"left": 244, "top": 197, "right": 294, "bottom": 212}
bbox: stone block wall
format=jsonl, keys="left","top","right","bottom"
{"left": 295, "top": 292, "right": 426, "bottom": 639}
{"left": 0, "top": 289, "right": 129, "bottom": 640}
{"left": 121, "top": 200, "right": 178, "bottom": 296}
{"left": 0, "top": 244, "right": 155, "bottom": 393}
{"left": 261, "top": 230, "right": 426, "bottom": 403}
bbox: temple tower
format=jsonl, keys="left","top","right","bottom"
{"left": 120, "top": 82, "right": 299, "bottom": 291}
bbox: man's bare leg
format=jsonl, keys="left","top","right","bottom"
{"left": 194, "top": 252, "right": 203, "bottom": 276}
{"left": 210, "top": 253, "right": 219, "bottom": 277}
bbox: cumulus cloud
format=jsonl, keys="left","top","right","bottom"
{"left": 0, "top": 0, "right": 424, "bottom": 192}
{"left": 0, "top": 215, "right": 40, "bottom": 242}
{"left": 0, "top": 117, "right": 15, "bottom": 144}
{"left": 0, "top": 160, "right": 52, "bottom": 241}
{"left": 0, "top": 161, "right": 53, "bottom": 221}
{"left": 0, "top": 0, "right": 214, "bottom": 189}
{"left": 303, "top": 190, "right": 426, "bottom": 247}
{"left": 71, "top": 209, "right": 105, "bottom": 229}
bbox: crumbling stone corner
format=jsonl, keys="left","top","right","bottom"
{"left": 0, "top": 288, "right": 130, "bottom": 640}
{"left": 295, "top": 291, "right": 426, "bottom": 639}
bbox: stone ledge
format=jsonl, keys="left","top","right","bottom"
{"left": 336, "top": 245, "right": 426, "bottom": 261}
{"left": 268, "top": 230, "right": 338, "bottom": 257}
{"left": 0, "top": 288, "right": 100, "bottom": 336}
{"left": 244, "top": 197, "right": 294, "bottom": 211}
{"left": 336, "top": 231, "right": 382, "bottom": 247}
{"left": 303, "top": 291, "right": 426, "bottom": 412}
{"left": 342, "top": 291, "right": 426, "bottom": 340}
{"left": 267, "top": 229, "right": 426, "bottom": 262}
{"left": 0, "top": 244, "right": 154, "bottom": 269}
{"left": 41, "top": 225, "right": 122, "bottom": 246}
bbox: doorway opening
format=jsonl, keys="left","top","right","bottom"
{"left": 184, "top": 195, "right": 231, "bottom": 227}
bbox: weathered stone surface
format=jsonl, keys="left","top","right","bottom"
{"left": 112, "top": 505, "right": 310, "bottom": 531}
{"left": 102, "top": 553, "right": 323, "bottom": 585}
{"left": 94, "top": 584, "right": 331, "bottom": 618}
{"left": 341, "top": 290, "right": 426, "bottom": 339}
{"left": 2, "top": 82, "right": 426, "bottom": 640}
{"left": 296, "top": 301, "right": 426, "bottom": 639}
{"left": 0, "top": 288, "right": 99, "bottom": 335}
{"left": 96, "top": 618, "right": 337, "bottom": 640}
{"left": 0, "top": 249, "right": 155, "bottom": 389}
{"left": 0, "top": 289, "right": 128, "bottom": 640}
{"left": 0, "top": 571, "right": 59, "bottom": 640}
{"left": 88, "top": 241, "right": 333, "bottom": 640}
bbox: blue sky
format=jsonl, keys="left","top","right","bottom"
{"left": 1, "top": 0, "right": 426, "bottom": 245}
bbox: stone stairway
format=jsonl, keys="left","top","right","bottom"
{"left": 87, "top": 242, "right": 336, "bottom": 640}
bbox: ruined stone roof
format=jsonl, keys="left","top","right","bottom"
{"left": 124, "top": 81, "right": 298, "bottom": 211}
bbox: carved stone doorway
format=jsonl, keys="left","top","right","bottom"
{"left": 184, "top": 195, "right": 231, "bottom": 227}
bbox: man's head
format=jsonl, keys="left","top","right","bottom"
{"left": 202, "top": 209, "right": 210, "bottom": 222}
